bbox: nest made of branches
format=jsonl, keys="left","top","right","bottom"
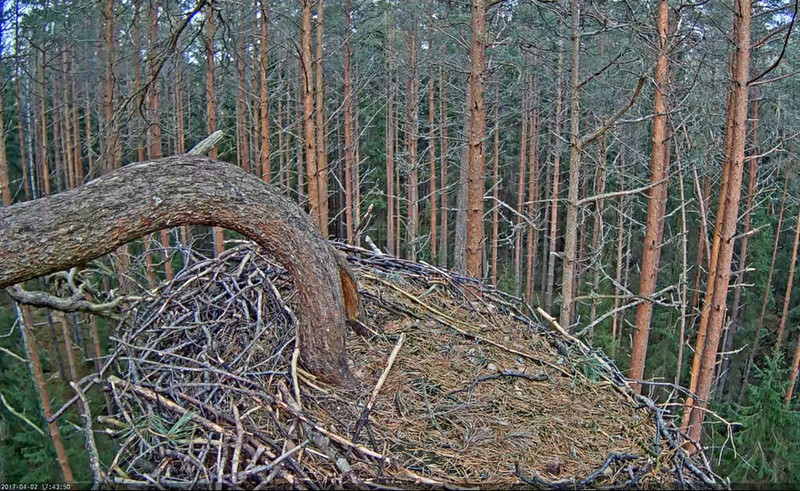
{"left": 102, "top": 241, "right": 723, "bottom": 489}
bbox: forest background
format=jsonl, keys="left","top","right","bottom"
{"left": 0, "top": 0, "right": 799, "bottom": 486}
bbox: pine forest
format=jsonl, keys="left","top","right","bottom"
{"left": 0, "top": 0, "right": 799, "bottom": 488}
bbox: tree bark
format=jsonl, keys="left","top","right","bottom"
{"left": 685, "top": 0, "right": 750, "bottom": 446}
{"left": 301, "top": 0, "right": 320, "bottom": 233}
{"left": 16, "top": 304, "right": 75, "bottom": 483}
{"left": 559, "top": 0, "right": 585, "bottom": 330}
{"left": 465, "top": 0, "right": 487, "bottom": 279}
{"left": 718, "top": 97, "right": 759, "bottom": 397}
{"left": 491, "top": 80, "right": 500, "bottom": 285}
{"left": 428, "top": 5, "right": 437, "bottom": 261}
{"left": 0, "top": 156, "right": 359, "bottom": 388}
{"left": 385, "top": 12, "right": 395, "bottom": 255}
{"left": 314, "top": 0, "right": 328, "bottom": 237}
{"left": 259, "top": 0, "right": 270, "bottom": 182}
{"left": 514, "top": 78, "right": 528, "bottom": 292}
{"left": 344, "top": 0, "right": 355, "bottom": 244}
{"left": 629, "top": 0, "right": 671, "bottom": 392}
{"left": 405, "top": 30, "right": 419, "bottom": 261}
{"left": 545, "top": 40, "right": 564, "bottom": 313}
{"left": 439, "top": 60, "right": 449, "bottom": 267}
{"left": 204, "top": 3, "right": 224, "bottom": 255}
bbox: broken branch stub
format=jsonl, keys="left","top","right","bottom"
{"left": 0, "top": 156, "right": 357, "bottom": 388}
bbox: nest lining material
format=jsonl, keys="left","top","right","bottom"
{"left": 103, "top": 241, "right": 722, "bottom": 489}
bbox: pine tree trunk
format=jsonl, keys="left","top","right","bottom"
{"left": 514, "top": 81, "right": 528, "bottom": 292}
{"left": 439, "top": 61, "right": 449, "bottom": 267}
{"left": 718, "top": 97, "right": 760, "bottom": 397}
{"left": 314, "top": 0, "right": 328, "bottom": 237}
{"left": 526, "top": 102, "right": 540, "bottom": 304}
{"left": 465, "top": 0, "right": 487, "bottom": 279}
{"left": 545, "top": 41, "right": 564, "bottom": 313}
{"left": 259, "top": 0, "right": 270, "bottom": 182}
{"left": 428, "top": 9, "right": 437, "bottom": 260}
{"left": 16, "top": 304, "right": 75, "bottom": 483}
{"left": 343, "top": 0, "right": 355, "bottom": 244}
{"left": 588, "top": 134, "right": 607, "bottom": 331}
{"left": 629, "top": 0, "right": 670, "bottom": 392}
{"left": 204, "top": 4, "right": 224, "bottom": 255}
{"left": 405, "top": 30, "right": 419, "bottom": 261}
{"left": 685, "top": 0, "right": 750, "bottom": 445}
{"left": 491, "top": 80, "right": 500, "bottom": 284}
{"left": 559, "top": 0, "right": 583, "bottom": 330}
{"left": 385, "top": 13, "right": 395, "bottom": 255}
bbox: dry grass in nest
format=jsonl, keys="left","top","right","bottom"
{"left": 101, "top": 241, "right": 722, "bottom": 489}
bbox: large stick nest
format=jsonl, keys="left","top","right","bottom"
{"left": 103, "top": 242, "right": 723, "bottom": 489}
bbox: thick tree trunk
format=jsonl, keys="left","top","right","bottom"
{"left": 301, "top": 0, "right": 320, "bottom": 233}
{"left": 314, "top": 0, "right": 329, "bottom": 237}
{"left": 465, "top": 0, "right": 487, "bottom": 279}
{"left": 685, "top": 0, "right": 750, "bottom": 446}
{"left": 559, "top": 0, "right": 582, "bottom": 329}
{"left": 718, "top": 98, "right": 759, "bottom": 397}
{"left": 629, "top": 0, "right": 670, "bottom": 392}
{"left": 0, "top": 156, "right": 359, "bottom": 388}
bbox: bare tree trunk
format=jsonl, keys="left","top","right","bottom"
{"left": 204, "top": 4, "right": 224, "bottom": 255}
{"left": 514, "top": 79, "right": 528, "bottom": 292}
{"left": 588, "top": 134, "right": 607, "bottom": 331}
{"left": 439, "top": 60, "right": 449, "bottom": 267}
{"left": 405, "top": 30, "right": 419, "bottom": 261}
{"left": 739, "top": 161, "right": 791, "bottom": 402}
{"left": 385, "top": 12, "right": 395, "bottom": 255}
{"left": 685, "top": 0, "right": 750, "bottom": 445}
{"left": 258, "top": 0, "right": 270, "bottom": 182}
{"left": 465, "top": 0, "right": 487, "bottom": 279}
{"left": 776, "top": 202, "right": 800, "bottom": 350}
{"left": 0, "top": 66, "right": 9, "bottom": 205}
{"left": 314, "top": 0, "right": 328, "bottom": 237}
{"left": 629, "top": 0, "right": 670, "bottom": 392}
{"left": 526, "top": 101, "right": 540, "bottom": 304}
{"left": 611, "top": 143, "right": 626, "bottom": 343}
{"left": 344, "top": 0, "right": 355, "bottom": 243}
{"left": 454, "top": 82, "right": 471, "bottom": 273}
{"left": 235, "top": 17, "right": 251, "bottom": 174}
{"left": 1, "top": 156, "right": 361, "bottom": 388}
{"left": 545, "top": 40, "right": 564, "bottom": 313}
{"left": 559, "top": 0, "right": 583, "bottom": 329}
{"left": 491, "top": 80, "right": 500, "bottom": 285}
{"left": 301, "top": 0, "right": 319, "bottom": 233}
{"left": 16, "top": 304, "right": 75, "bottom": 483}
{"left": 718, "top": 97, "right": 760, "bottom": 397}
{"left": 428, "top": 5, "right": 437, "bottom": 261}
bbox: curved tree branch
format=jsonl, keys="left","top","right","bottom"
{"left": 0, "top": 156, "right": 358, "bottom": 388}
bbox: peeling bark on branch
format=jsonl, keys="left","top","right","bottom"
{"left": 0, "top": 156, "right": 358, "bottom": 388}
